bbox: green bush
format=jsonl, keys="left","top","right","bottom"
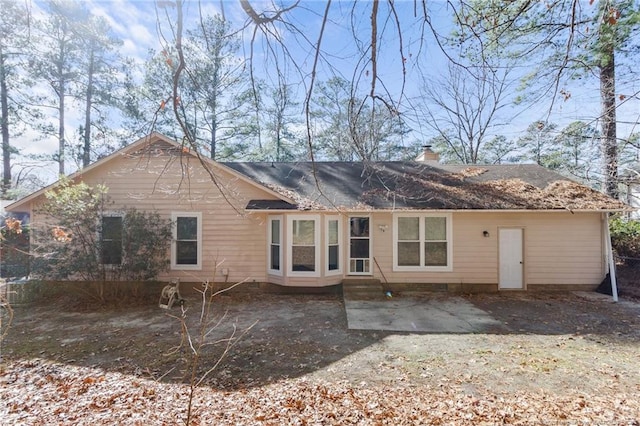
{"left": 31, "top": 179, "right": 172, "bottom": 300}
{"left": 609, "top": 217, "right": 640, "bottom": 258}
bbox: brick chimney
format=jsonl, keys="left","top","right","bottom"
{"left": 415, "top": 145, "right": 440, "bottom": 163}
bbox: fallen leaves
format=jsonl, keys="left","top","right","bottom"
{"left": 361, "top": 165, "right": 627, "bottom": 210}
{"left": 3, "top": 294, "right": 640, "bottom": 424}
{"left": 1, "top": 358, "right": 639, "bottom": 425}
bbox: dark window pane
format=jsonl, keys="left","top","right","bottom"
{"left": 101, "top": 216, "right": 122, "bottom": 265}
{"left": 101, "top": 241, "right": 122, "bottom": 265}
{"left": 177, "top": 217, "right": 197, "bottom": 240}
{"left": 292, "top": 246, "right": 315, "bottom": 271}
{"left": 350, "top": 239, "right": 369, "bottom": 259}
{"left": 398, "top": 242, "right": 420, "bottom": 266}
{"left": 177, "top": 241, "right": 198, "bottom": 265}
{"left": 271, "top": 220, "right": 280, "bottom": 244}
{"left": 328, "top": 245, "right": 339, "bottom": 270}
{"left": 271, "top": 244, "right": 280, "bottom": 270}
{"left": 102, "top": 216, "right": 122, "bottom": 240}
{"left": 350, "top": 217, "right": 369, "bottom": 238}
{"left": 425, "top": 242, "right": 447, "bottom": 266}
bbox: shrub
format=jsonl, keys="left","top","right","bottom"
{"left": 609, "top": 216, "right": 640, "bottom": 258}
{"left": 1, "top": 217, "right": 29, "bottom": 278}
{"left": 31, "top": 179, "right": 172, "bottom": 299}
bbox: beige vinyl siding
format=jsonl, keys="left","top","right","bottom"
{"left": 369, "top": 211, "right": 605, "bottom": 288}
{"left": 362, "top": 212, "right": 391, "bottom": 277}
{"left": 524, "top": 213, "right": 604, "bottom": 286}
{"left": 31, "top": 150, "right": 275, "bottom": 284}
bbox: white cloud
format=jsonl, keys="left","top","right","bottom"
{"left": 89, "top": 0, "right": 159, "bottom": 58}
{"left": 123, "top": 24, "right": 159, "bottom": 56}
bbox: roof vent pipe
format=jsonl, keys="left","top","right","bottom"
{"left": 415, "top": 145, "right": 440, "bottom": 163}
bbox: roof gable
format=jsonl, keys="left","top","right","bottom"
{"left": 6, "top": 133, "right": 292, "bottom": 212}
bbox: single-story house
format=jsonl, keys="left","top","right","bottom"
{"left": 5, "top": 133, "right": 627, "bottom": 293}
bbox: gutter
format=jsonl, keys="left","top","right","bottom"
{"left": 245, "top": 208, "right": 630, "bottom": 214}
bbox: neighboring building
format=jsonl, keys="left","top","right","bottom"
{"left": 5, "top": 133, "right": 627, "bottom": 292}
{"left": 620, "top": 164, "right": 640, "bottom": 220}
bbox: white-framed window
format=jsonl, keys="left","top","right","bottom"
{"left": 349, "top": 216, "right": 371, "bottom": 274}
{"left": 325, "top": 216, "right": 342, "bottom": 275}
{"left": 287, "top": 215, "right": 320, "bottom": 277}
{"left": 268, "top": 215, "right": 283, "bottom": 275}
{"left": 393, "top": 213, "right": 452, "bottom": 272}
{"left": 101, "top": 214, "right": 123, "bottom": 265}
{"left": 171, "top": 212, "right": 202, "bottom": 270}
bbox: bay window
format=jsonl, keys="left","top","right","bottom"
{"left": 326, "top": 216, "right": 342, "bottom": 274}
{"left": 287, "top": 215, "right": 320, "bottom": 276}
{"left": 268, "top": 216, "right": 283, "bottom": 275}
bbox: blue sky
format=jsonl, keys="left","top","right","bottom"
{"left": 80, "top": 1, "right": 640, "bottom": 122}
{"left": 15, "top": 0, "right": 640, "bottom": 184}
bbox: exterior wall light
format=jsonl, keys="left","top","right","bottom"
{"left": 483, "top": 230, "right": 490, "bottom": 237}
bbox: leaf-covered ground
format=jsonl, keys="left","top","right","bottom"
{"left": 2, "top": 358, "right": 639, "bottom": 425}
{"left": 2, "top": 292, "right": 640, "bottom": 425}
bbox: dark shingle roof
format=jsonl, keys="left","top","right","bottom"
{"left": 223, "top": 161, "right": 626, "bottom": 211}
{"left": 246, "top": 199, "right": 298, "bottom": 210}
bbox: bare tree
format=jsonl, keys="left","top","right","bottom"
{"left": 146, "top": 0, "right": 638, "bottom": 200}
{"left": 168, "top": 276, "right": 256, "bottom": 425}
{"left": 419, "top": 62, "right": 512, "bottom": 164}
{"left": 237, "top": 0, "right": 415, "bottom": 164}
{"left": 450, "top": 0, "right": 640, "bottom": 197}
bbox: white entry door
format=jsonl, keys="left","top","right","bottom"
{"left": 499, "top": 228, "right": 524, "bottom": 289}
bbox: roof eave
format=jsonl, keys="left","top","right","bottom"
{"left": 245, "top": 207, "right": 629, "bottom": 214}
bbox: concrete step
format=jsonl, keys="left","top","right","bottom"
{"left": 342, "top": 279, "right": 387, "bottom": 300}
{"left": 342, "top": 278, "right": 382, "bottom": 288}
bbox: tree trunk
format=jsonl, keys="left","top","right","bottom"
{"left": 209, "top": 86, "right": 218, "bottom": 161}
{"left": 276, "top": 121, "right": 281, "bottom": 161}
{"left": 58, "top": 76, "right": 65, "bottom": 176}
{"left": 0, "top": 48, "right": 11, "bottom": 196}
{"left": 210, "top": 116, "right": 217, "bottom": 160}
{"left": 600, "top": 11, "right": 618, "bottom": 199}
{"left": 83, "top": 50, "right": 95, "bottom": 168}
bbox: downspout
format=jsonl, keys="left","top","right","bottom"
{"left": 604, "top": 214, "right": 619, "bottom": 302}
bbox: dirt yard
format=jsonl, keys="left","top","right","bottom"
{"left": 2, "top": 291, "right": 640, "bottom": 425}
